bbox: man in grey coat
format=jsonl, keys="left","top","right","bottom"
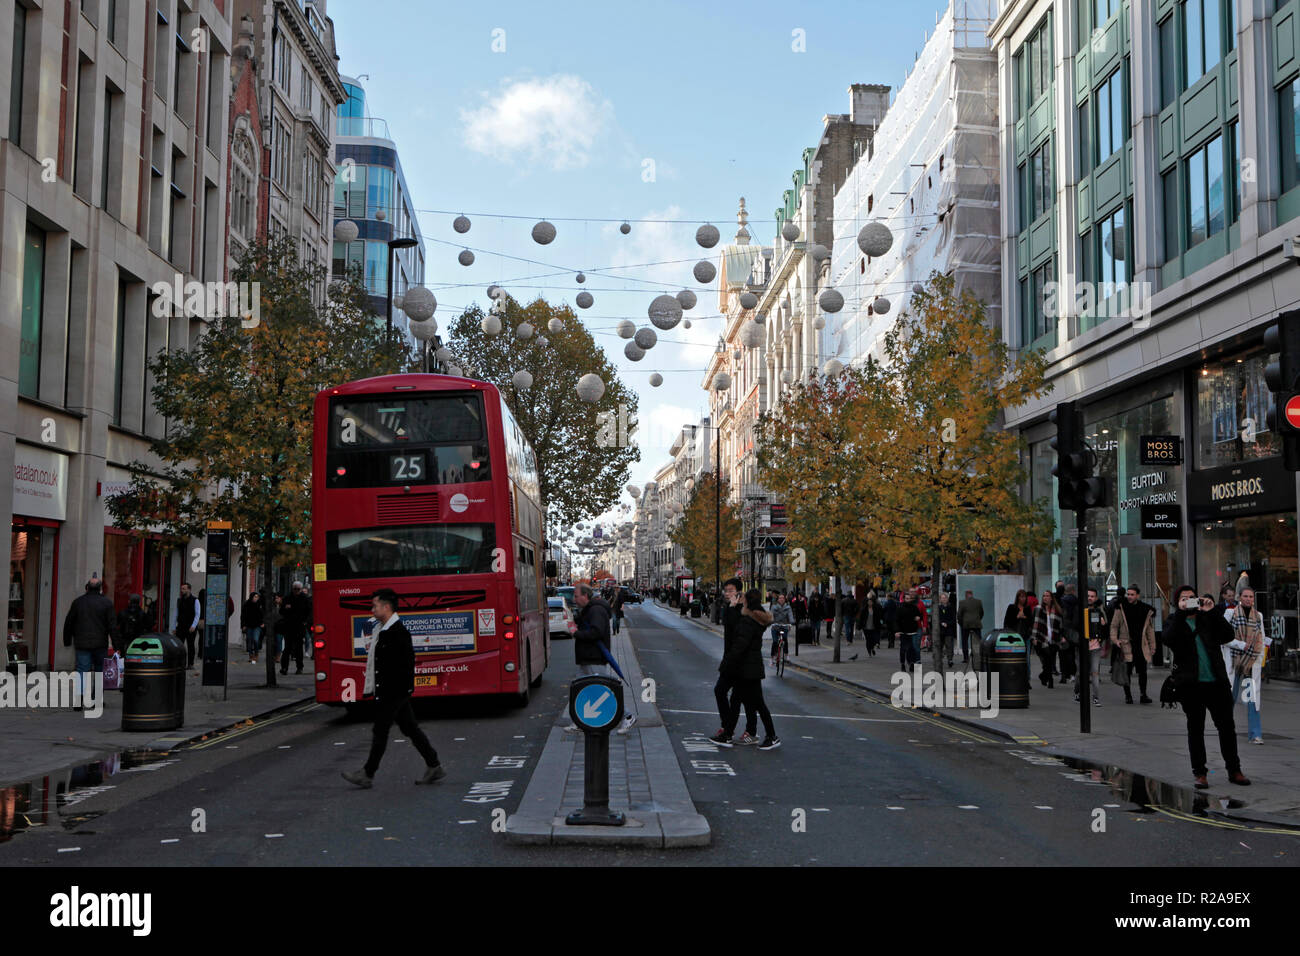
{"left": 957, "top": 590, "right": 984, "bottom": 665}
{"left": 63, "top": 576, "right": 118, "bottom": 702}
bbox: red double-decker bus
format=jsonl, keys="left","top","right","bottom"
{"left": 310, "top": 373, "right": 548, "bottom": 706}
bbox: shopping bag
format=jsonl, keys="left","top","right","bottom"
{"left": 103, "top": 651, "right": 124, "bottom": 691}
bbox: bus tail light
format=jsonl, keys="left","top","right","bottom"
{"left": 314, "top": 639, "right": 325, "bottom": 651}
{"left": 503, "top": 615, "right": 515, "bottom": 624}
{"left": 504, "top": 630, "right": 515, "bottom": 640}
{"left": 311, "top": 624, "right": 325, "bottom": 634}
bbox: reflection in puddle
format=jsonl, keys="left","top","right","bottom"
{"left": 0, "top": 750, "right": 176, "bottom": 843}
{"left": 1057, "top": 755, "right": 1253, "bottom": 819}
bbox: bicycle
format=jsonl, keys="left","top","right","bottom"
{"left": 772, "top": 625, "right": 790, "bottom": 677}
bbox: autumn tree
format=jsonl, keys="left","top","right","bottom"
{"left": 106, "top": 237, "right": 411, "bottom": 687}
{"left": 445, "top": 296, "right": 639, "bottom": 534}
{"left": 669, "top": 471, "right": 742, "bottom": 591}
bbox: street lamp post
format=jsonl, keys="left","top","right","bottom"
{"left": 385, "top": 236, "right": 419, "bottom": 336}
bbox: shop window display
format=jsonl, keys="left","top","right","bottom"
{"left": 1195, "top": 349, "right": 1279, "bottom": 469}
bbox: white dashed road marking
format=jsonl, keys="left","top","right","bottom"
{"left": 265, "top": 834, "right": 284, "bottom": 839}
{"left": 1035, "top": 806, "right": 1053, "bottom": 810}
{"left": 958, "top": 805, "right": 979, "bottom": 810}
{"left": 161, "top": 838, "right": 180, "bottom": 844}
{"left": 58, "top": 847, "right": 81, "bottom": 853}
{"left": 365, "top": 826, "right": 383, "bottom": 831}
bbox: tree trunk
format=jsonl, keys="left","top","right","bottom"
{"left": 832, "top": 566, "right": 842, "bottom": 664}
{"left": 263, "top": 534, "right": 277, "bottom": 688}
{"left": 930, "top": 554, "right": 944, "bottom": 676}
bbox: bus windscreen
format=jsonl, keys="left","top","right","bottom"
{"left": 326, "top": 524, "right": 497, "bottom": 579}
{"left": 330, "top": 394, "right": 484, "bottom": 447}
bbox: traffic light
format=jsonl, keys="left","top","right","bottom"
{"left": 1050, "top": 401, "right": 1107, "bottom": 511}
{"left": 1263, "top": 309, "right": 1300, "bottom": 471}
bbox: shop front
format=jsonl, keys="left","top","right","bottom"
{"left": 10, "top": 445, "right": 68, "bottom": 671}
{"left": 101, "top": 473, "right": 179, "bottom": 633}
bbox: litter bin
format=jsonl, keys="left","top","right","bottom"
{"left": 122, "top": 633, "right": 187, "bottom": 731}
{"left": 690, "top": 601, "right": 701, "bottom": 618}
{"left": 980, "top": 629, "right": 1029, "bottom": 709}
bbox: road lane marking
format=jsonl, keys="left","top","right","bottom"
{"left": 1035, "top": 806, "right": 1053, "bottom": 810}
{"left": 264, "top": 834, "right": 284, "bottom": 839}
{"left": 161, "top": 838, "right": 180, "bottom": 843}
{"left": 365, "top": 826, "right": 383, "bottom": 831}
{"left": 661, "top": 708, "right": 908, "bottom": 723}
{"left": 886, "top": 806, "right": 905, "bottom": 810}
{"left": 57, "top": 847, "right": 81, "bottom": 853}
{"left": 958, "top": 805, "right": 979, "bottom": 810}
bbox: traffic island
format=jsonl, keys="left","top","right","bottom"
{"left": 504, "top": 624, "right": 710, "bottom": 847}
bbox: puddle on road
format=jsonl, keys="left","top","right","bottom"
{"left": 0, "top": 749, "right": 177, "bottom": 843}
{"left": 1055, "top": 754, "right": 1256, "bottom": 820}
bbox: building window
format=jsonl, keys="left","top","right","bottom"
{"left": 231, "top": 131, "right": 256, "bottom": 239}
{"left": 1095, "top": 68, "right": 1124, "bottom": 164}
{"left": 1229, "top": 120, "right": 1241, "bottom": 223}
{"left": 272, "top": 115, "right": 292, "bottom": 191}
{"left": 173, "top": 33, "right": 187, "bottom": 109}
{"left": 1195, "top": 347, "right": 1278, "bottom": 468}
{"left": 10, "top": 2, "right": 27, "bottom": 146}
{"left": 19, "top": 224, "right": 46, "bottom": 398}
{"left": 1098, "top": 205, "right": 1128, "bottom": 290}
{"left": 1162, "top": 169, "right": 1180, "bottom": 262}
{"left": 1159, "top": 15, "right": 1177, "bottom": 107}
{"left": 274, "top": 33, "right": 291, "bottom": 95}
{"left": 1023, "top": 258, "right": 1055, "bottom": 347}
{"left": 1281, "top": 79, "right": 1300, "bottom": 195}
{"left": 1078, "top": 96, "right": 1093, "bottom": 176}
{"left": 1183, "top": 0, "right": 1221, "bottom": 89}
{"left": 1023, "top": 15, "right": 1052, "bottom": 107}
{"left": 1185, "top": 134, "right": 1224, "bottom": 247}
{"left": 1029, "top": 138, "right": 1053, "bottom": 222}
{"left": 107, "top": 0, "right": 117, "bottom": 45}
{"left": 114, "top": 277, "right": 128, "bottom": 425}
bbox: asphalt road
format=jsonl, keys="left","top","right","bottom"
{"left": 4, "top": 602, "right": 1298, "bottom": 866}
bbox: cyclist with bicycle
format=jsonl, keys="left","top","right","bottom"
{"left": 770, "top": 592, "right": 793, "bottom": 669}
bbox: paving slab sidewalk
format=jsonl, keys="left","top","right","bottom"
{"left": 504, "top": 611, "right": 710, "bottom": 847}
{"left": 0, "top": 658, "right": 315, "bottom": 787}
{"left": 666, "top": 600, "right": 1300, "bottom": 826}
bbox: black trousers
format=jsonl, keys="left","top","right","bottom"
{"left": 960, "top": 627, "right": 979, "bottom": 661}
{"left": 1035, "top": 644, "right": 1057, "bottom": 686}
{"left": 1180, "top": 681, "right": 1241, "bottom": 777}
{"left": 1059, "top": 641, "right": 1077, "bottom": 680}
{"left": 364, "top": 694, "right": 440, "bottom": 777}
{"left": 280, "top": 626, "right": 303, "bottom": 672}
{"left": 714, "top": 674, "right": 754, "bottom": 735}
{"left": 1127, "top": 656, "right": 1149, "bottom": 696}
{"left": 724, "top": 678, "right": 775, "bottom": 739}
{"left": 179, "top": 628, "right": 197, "bottom": 667}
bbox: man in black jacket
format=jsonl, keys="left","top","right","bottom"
{"left": 710, "top": 578, "right": 756, "bottom": 746}
{"left": 1163, "top": 585, "right": 1250, "bottom": 789}
{"left": 343, "top": 589, "right": 445, "bottom": 788}
{"left": 571, "top": 584, "right": 637, "bottom": 733}
{"left": 63, "top": 576, "right": 118, "bottom": 704}
{"left": 280, "top": 581, "right": 310, "bottom": 675}
{"left": 175, "top": 582, "right": 200, "bottom": 668}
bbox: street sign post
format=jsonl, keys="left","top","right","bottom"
{"left": 202, "top": 521, "right": 231, "bottom": 701}
{"left": 565, "top": 675, "right": 626, "bottom": 827}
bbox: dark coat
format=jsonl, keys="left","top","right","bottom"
{"left": 790, "top": 594, "right": 808, "bottom": 622}
{"left": 895, "top": 601, "right": 922, "bottom": 635}
{"left": 372, "top": 618, "right": 416, "bottom": 700}
{"left": 808, "top": 593, "right": 822, "bottom": 620}
{"left": 574, "top": 596, "right": 613, "bottom": 665}
{"left": 241, "top": 597, "right": 264, "bottom": 629}
{"left": 116, "top": 604, "right": 147, "bottom": 647}
{"left": 176, "top": 593, "right": 200, "bottom": 634}
{"left": 722, "top": 607, "right": 773, "bottom": 680}
{"left": 63, "top": 592, "right": 118, "bottom": 651}
{"left": 1163, "top": 609, "right": 1234, "bottom": 688}
{"left": 938, "top": 600, "right": 957, "bottom": 637}
{"left": 281, "top": 592, "right": 311, "bottom": 633}
{"left": 841, "top": 595, "right": 859, "bottom": 621}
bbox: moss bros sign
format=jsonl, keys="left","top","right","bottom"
{"left": 1139, "top": 435, "right": 1183, "bottom": 466}
{"left": 1187, "top": 457, "right": 1297, "bottom": 521}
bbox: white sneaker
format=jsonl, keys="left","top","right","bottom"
{"left": 616, "top": 713, "right": 638, "bottom": 735}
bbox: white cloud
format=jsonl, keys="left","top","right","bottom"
{"left": 460, "top": 75, "right": 613, "bottom": 171}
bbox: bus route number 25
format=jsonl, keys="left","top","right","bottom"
{"left": 389, "top": 454, "right": 425, "bottom": 482}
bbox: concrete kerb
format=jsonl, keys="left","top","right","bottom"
{"left": 141, "top": 694, "right": 317, "bottom": 753}
{"left": 503, "top": 612, "right": 711, "bottom": 847}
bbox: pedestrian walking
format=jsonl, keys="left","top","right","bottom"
{"left": 1058, "top": 585, "right": 1080, "bottom": 684}
{"left": 1031, "top": 591, "right": 1064, "bottom": 688}
{"left": 571, "top": 583, "right": 637, "bottom": 734}
{"left": 1076, "top": 588, "right": 1107, "bottom": 705}
{"left": 1003, "top": 589, "right": 1032, "bottom": 643}
{"left": 711, "top": 578, "right": 758, "bottom": 746}
{"left": 342, "top": 589, "right": 446, "bottom": 788}
{"left": 1224, "top": 587, "right": 1266, "bottom": 745}
{"left": 958, "top": 589, "right": 984, "bottom": 665}
{"left": 280, "top": 581, "right": 309, "bottom": 675}
{"left": 841, "top": 590, "right": 859, "bottom": 645}
{"left": 63, "top": 576, "right": 118, "bottom": 704}
{"left": 116, "top": 594, "right": 147, "bottom": 648}
{"left": 242, "top": 591, "right": 265, "bottom": 663}
{"left": 808, "top": 590, "right": 824, "bottom": 645}
{"left": 894, "top": 589, "right": 924, "bottom": 672}
{"left": 770, "top": 592, "right": 793, "bottom": 664}
{"left": 937, "top": 592, "right": 957, "bottom": 667}
{"left": 175, "top": 582, "right": 201, "bottom": 669}
{"left": 717, "top": 589, "right": 781, "bottom": 750}
{"left": 858, "top": 591, "right": 881, "bottom": 656}
{"left": 1110, "top": 584, "right": 1156, "bottom": 704}
{"left": 611, "top": 587, "right": 626, "bottom": 635}
{"left": 822, "top": 589, "right": 837, "bottom": 644}
{"left": 882, "top": 591, "right": 898, "bottom": 649}
{"left": 790, "top": 591, "right": 807, "bottom": 627}
{"left": 1162, "top": 586, "right": 1250, "bottom": 789}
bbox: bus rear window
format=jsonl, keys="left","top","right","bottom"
{"left": 330, "top": 394, "right": 484, "bottom": 448}
{"left": 326, "top": 524, "right": 497, "bottom": 579}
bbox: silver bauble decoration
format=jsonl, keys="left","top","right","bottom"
{"left": 548, "top": 317, "right": 564, "bottom": 334}
{"left": 576, "top": 373, "right": 606, "bottom": 403}
{"left": 375, "top": 208, "right": 386, "bottom": 221}
{"left": 873, "top": 296, "right": 891, "bottom": 314}
{"left": 536, "top": 335, "right": 549, "bottom": 346}
{"left": 435, "top": 346, "right": 452, "bottom": 363}
{"left": 814, "top": 315, "right": 826, "bottom": 330}
{"left": 487, "top": 284, "right": 503, "bottom": 299}
{"left": 819, "top": 288, "right": 844, "bottom": 313}
{"left": 453, "top": 214, "right": 471, "bottom": 234}
{"left": 447, "top": 365, "right": 464, "bottom": 377}
{"left": 409, "top": 318, "right": 438, "bottom": 341}
{"left": 857, "top": 221, "right": 894, "bottom": 257}
{"left": 649, "top": 294, "right": 683, "bottom": 329}
{"left": 634, "top": 327, "right": 657, "bottom": 349}
{"left": 739, "top": 321, "right": 764, "bottom": 348}
{"left": 624, "top": 341, "right": 645, "bottom": 361}
{"left": 512, "top": 370, "right": 533, "bottom": 390}
{"left": 823, "top": 359, "right": 845, "bottom": 378}
{"left": 683, "top": 319, "right": 692, "bottom": 329}
{"left": 617, "top": 320, "right": 636, "bottom": 339}
{"left": 696, "top": 224, "right": 720, "bottom": 248}
{"left": 392, "top": 294, "right": 404, "bottom": 311}
{"left": 739, "top": 291, "right": 758, "bottom": 310}
{"left": 576, "top": 272, "right": 586, "bottom": 283}
{"left": 515, "top": 322, "right": 534, "bottom": 340}
{"left": 754, "top": 312, "right": 766, "bottom": 324}
{"left": 333, "top": 219, "right": 358, "bottom": 243}
{"left": 403, "top": 286, "right": 436, "bottom": 321}
{"left": 626, "top": 484, "right": 641, "bottom": 497}
{"left": 575, "top": 291, "right": 594, "bottom": 309}
{"left": 780, "top": 369, "right": 794, "bottom": 384}
{"left": 649, "top": 373, "right": 663, "bottom": 387}
{"left": 781, "top": 221, "right": 801, "bottom": 242}
{"left": 810, "top": 243, "right": 830, "bottom": 262}
{"left": 685, "top": 477, "right": 695, "bottom": 491}
{"left": 693, "top": 260, "right": 717, "bottom": 283}
{"left": 712, "top": 371, "right": 732, "bottom": 390}
{"left": 458, "top": 249, "right": 475, "bottom": 266}
{"left": 676, "top": 289, "right": 697, "bottom": 310}
{"left": 620, "top": 222, "right": 631, "bottom": 234}
{"left": 481, "top": 315, "right": 502, "bottom": 335}
{"left": 532, "top": 220, "right": 557, "bottom": 244}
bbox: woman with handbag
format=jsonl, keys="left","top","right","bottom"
{"left": 1030, "top": 591, "right": 1063, "bottom": 688}
{"left": 1223, "top": 587, "right": 1266, "bottom": 745}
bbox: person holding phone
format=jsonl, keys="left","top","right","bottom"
{"left": 1162, "top": 586, "right": 1250, "bottom": 789}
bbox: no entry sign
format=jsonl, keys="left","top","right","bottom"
{"left": 1286, "top": 395, "right": 1300, "bottom": 430}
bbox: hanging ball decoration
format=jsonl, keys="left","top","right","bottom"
{"left": 624, "top": 341, "right": 646, "bottom": 361}
{"left": 780, "top": 368, "right": 794, "bottom": 385}
{"left": 781, "top": 221, "right": 801, "bottom": 242}
{"left": 536, "top": 335, "right": 549, "bottom": 347}
{"left": 392, "top": 294, "right": 405, "bottom": 311}
{"left": 409, "top": 318, "right": 438, "bottom": 342}
{"left": 576, "top": 373, "right": 606, "bottom": 403}
{"left": 620, "top": 221, "right": 631, "bottom": 234}
{"left": 823, "top": 359, "right": 845, "bottom": 378}
{"left": 532, "top": 220, "right": 557, "bottom": 244}
{"left": 676, "top": 289, "right": 697, "bottom": 310}
{"left": 487, "top": 284, "right": 503, "bottom": 300}
{"left": 739, "top": 291, "right": 758, "bottom": 310}
{"left": 333, "top": 219, "right": 359, "bottom": 243}
{"left": 515, "top": 322, "right": 535, "bottom": 340}
{"left": 693, "top": 260, "right": 717, "bottom": 284}
{"left": 649, "top": 373, "right": 663, "bottom": 387}
{"left": 814, "top": 315, "right": 826, "bottom": 330}
{"left": 810, "top": 243, "right": 831, "bottom": 263}
{"left": 548, "top": 317, "right": 564, "bottom": 334}
{"left": 447, "top": 365, "right": 464, "bottom": 377}
{"left": 512, "top": 370, "right": 533, "bottom": 390}
{"left": 375, "top": 208, "right": 386, "bottom": 222}
{"left": 435, "top": 346, "right": 452, "bottom": 363}
{"left": 626, "top": 484, "right": 641, "bottom": 497}
{"left": 576, "top": 272, "right": 586, "bottom": 283}
{"left": 649, "top": 294, "right": 684, "bottom": 330}
{"left": 481, "top": 314, "right": 502, "bottom": 335}
{"left": 913, "top": 282, "right": 925, "bottom": 295}
{"left": 740, "top": 321, "right": 764, "bottom": 348}
{"left": 696, "top": 224, "right": 720, "bottom": 248}
{"left": 818, "top": 288, "right": 845, "bottom": 313}
{"left": 458, "top": 249, "right": 475, "bottom": 266}
{"left": 685, "top": 477, "right": 695, "bottom": 491}
{"left": 634, "top": 327, "right": 658, "bottom": 349}
{"left": 453, "top": 214, "right": 471, "bottom": 234}
{"left": 857, "top": 221, "right": 894, "bottom": 257}
{"left": 754, "top": 312, "right": 767, "bottom": 325}
{"left": 873, "top": 296, "right": 891, "bottom": 314}
{"left": 683, "top": 319, "right": 692, "bottom": 329}
{"left": 403, "top": 286, "right": 437, "bottom": 321}
{"left": 712, "top": 371, "right": 732, "bottom": 391}
{"left": 575, "top": 291, "right": 594, "bottom": 309}
{"left": 617, "top": 320, "right": 636, "bottom": 339}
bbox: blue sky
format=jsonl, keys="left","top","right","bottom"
{"left": 330, "top": 0, "right": 959, "bottom": 521}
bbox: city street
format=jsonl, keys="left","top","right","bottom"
{"left": 5, "top": 603, "right": 1297, "bottom": 867}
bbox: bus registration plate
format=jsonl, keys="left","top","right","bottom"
{"left": 415, "top": 675, "right": 439, "bottom": 687}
